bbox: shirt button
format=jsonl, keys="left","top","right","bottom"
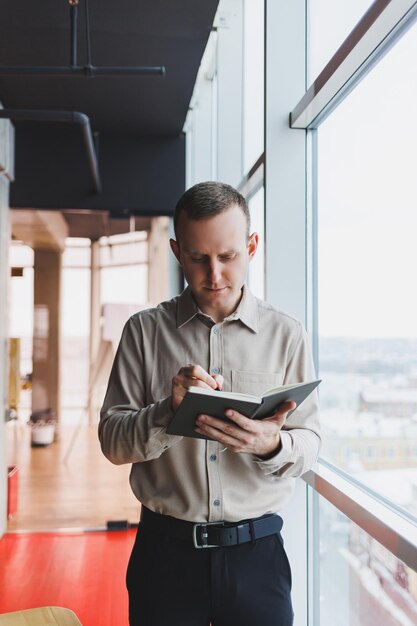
{"left": 213, "top": 499, "right": 221, "bottom": 507}
{"left": 210, "top": 454, "right": 217, "bottom": 462}
{"left": 212, "top": 367, "right": 220, "bottom": 374}
{"left": 213, "top": 327, "right": 219, "bottom": 335}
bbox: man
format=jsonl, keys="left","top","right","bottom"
{"left": 99, "top": 181, "right": 320, "bottom": 626}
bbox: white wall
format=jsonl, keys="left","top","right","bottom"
{"left": 0, "top": 115, "right": 12, "bottom": 537}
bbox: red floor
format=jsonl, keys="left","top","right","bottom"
{"left": 0, "top": 529, "right": 136, "bottom": 625}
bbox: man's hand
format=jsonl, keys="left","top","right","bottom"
{"left": 171, "top": 364, "right": 224, "bottom": 411}
{"left": 194, "top": 400, "right": 296, "bottom": 457}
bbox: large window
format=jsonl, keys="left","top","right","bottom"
{"left": 9, "top": 244, "right": 34, "bottom": 422}
{"left": 61, "top": 239, "right": 91, "bottom": 424}
{"left": 317, "top": 495, "right": 417, "bottom": 626}
{"left": 317, "top": 17, "right": 417, "bottom": 520}
{"left": 243, "top": 0, "right": 264, "bottom": 173}
{"left": 100, "top": 232, "right": 148, "bottom": 305}
{"left": 247, "top": 186, "right": 265, "bottom": 299}
{"left": 308, "top": 0, "right": 374, "bottom": 82}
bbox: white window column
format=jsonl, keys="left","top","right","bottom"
{"left": 215, "top": 0, "right": 243, "bottom": 186}
{"left": 265, "top": 2, "right": 310, "bottom": 625}
{"left": 185, "top": 28, "right": 218, "bottom": 187}
{"left": 187, "top": 80, "right": 214, "bottom": 186}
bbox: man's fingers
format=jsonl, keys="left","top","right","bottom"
{"left": 195, "top": 416, "right": 247, "bottom": 447}
{"left": 197, "top": 413, "right": 256, "bottom": 443}
{"left": 261, "top": 400, "right": 296, "bottom": 426}
{"left": 178, "top": 364, "right": 218, "bottom": 389}
{"left": 212, "top": 373, "right": 224, "bottom": 390}
{"left": 280, "top": 400, "right": 296, "bottom": 413}
{"left": 195, "top": 400, "right": 298, "bottom": 456}
{"left": 172, "top": 365, "right": 220, "bottom": 411}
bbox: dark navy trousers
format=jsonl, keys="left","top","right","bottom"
{"left": 127, "top": 522, "right": 294, "bottom": 626}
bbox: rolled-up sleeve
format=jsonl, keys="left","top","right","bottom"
{"left": 99, "top": 317, "right": 182, "bottom": 465}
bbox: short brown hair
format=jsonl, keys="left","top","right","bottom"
{"left": 173, "top": 181, "right": 250, "bottom": 240}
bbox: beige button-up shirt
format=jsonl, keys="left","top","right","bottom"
{"left": 99, "top": 285, "right": 320, "bottom": 523}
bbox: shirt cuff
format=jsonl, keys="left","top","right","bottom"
{"left": 151, "top": 395, "right": 175, "bottom": 427}
{"left": 147, "top": 395, "right": 183, "bottom": 455}
{"left": 254, "top": 431, "right": 294, "bottom": 475}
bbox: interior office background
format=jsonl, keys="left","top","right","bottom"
{"left": 1, "top": 0, "right": 417, "bottom": 624}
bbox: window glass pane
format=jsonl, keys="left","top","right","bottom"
{"left": 308, "top": 0, "right": 373, "bottom": 83}
{"left": 10, "top": 243, "right": 33, "bottom": 268}
{"left": 211, "top": 72, "right": 218, "bottom": 179}
{"left": 9, "top": 267, "right": 33, "bottom": 339}
{"left": 317, "top": 22, "right": 417, "bottom": 518}
{"left": 248, "top": 186, "right": 265, "bottom": 300}
{"left": 318, "top": 495, "right": 417, "bottom": 626}
{"left": 243, "top": 0, "right": 264, "bottom": 173}
{"left": 63, "top": 237, "right": 91, "bottom": 267}
{"left": 101, "top": 265, "right": 148, "bottom": 305}
{"left": 61, "top": 267, "right": 90, "bottom": 425}
{"left": 9, "top": 261, "right": 33, "bottom": 423}
{"left": 99, "top": 234, "right": 147, "bottom": 267}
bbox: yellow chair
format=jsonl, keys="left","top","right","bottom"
{"left": 0, "top": 607, "right": 82, "bottom": 625}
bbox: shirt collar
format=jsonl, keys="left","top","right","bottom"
{"left": 176, "top": 284, "right": 259, "bottom": 333}
{"left": 233, "top": 284, "right": 259, "bottom": 333}
{"left": 176, "top": 287, "right": 200, "bottom": 328}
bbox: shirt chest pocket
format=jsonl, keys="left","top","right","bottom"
{"left": 231, "top": 370, "right": 283, "bottom": 396}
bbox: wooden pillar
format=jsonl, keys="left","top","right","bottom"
{"left": 147, "top": 217, "right": 169, "bottom": 305}
{"left": 32, "top": 249, "right": 62, "bottom": 429}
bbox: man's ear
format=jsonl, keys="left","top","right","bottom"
{"left": 170, "top": 238, "right": 182, "bottom": 265}
{"left": 247, "top": 232, "right": 259, "bottom": 261}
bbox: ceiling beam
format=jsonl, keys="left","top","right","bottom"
{"left": 11, "top": 209, "right": 68, "bottom": 251}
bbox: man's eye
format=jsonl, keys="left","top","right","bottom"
{"left": 220, "top": 255, "right": 235, "bottom": 262}
{"left": 191, "top": 257, "right": 205, "bottom": 263}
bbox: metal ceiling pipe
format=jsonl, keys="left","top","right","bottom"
{"left": 70, "top": 3, "right": 78, "bottom": 68}
{"left": 0, "top": 65, "right": 166, "bottom": 77}
{"left": 0, "top": 109, "right": 101, "bottom": 193}
{"left": 0, "top": 0, "right": 166, "bottom": 78}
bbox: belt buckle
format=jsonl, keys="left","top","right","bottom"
{"left": 193, "top": 521, "right": 224, "bottom": 549}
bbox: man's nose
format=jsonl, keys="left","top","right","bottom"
{"left": 207, "top": 261, "right": 221, "bottom": 282}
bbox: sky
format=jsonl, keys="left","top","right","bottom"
{"left": 311, "top": 1, "right": 417, "bottom": 338}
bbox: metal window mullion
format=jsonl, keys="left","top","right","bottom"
{"left": 237, "top": 157, "right": 264, "bottom": 200}
{"left": 291, "top": 0, "right": 417, "bottom": 129}
{"left": 306, "top": 485, "right": 321, "bottom": 626}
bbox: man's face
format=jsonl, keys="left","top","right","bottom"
{"left": 170, "top": 204, "right": 258, "bottom": 322}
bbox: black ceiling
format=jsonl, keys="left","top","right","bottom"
{"left": 0, "top": 0, "right": 218, "bottom": 136}
{"left": 0, "top": 0, "right": 219, "bottom": 235}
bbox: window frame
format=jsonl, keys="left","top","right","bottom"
{"left": 295, "top": 0, "right": 417, "bottom": 618}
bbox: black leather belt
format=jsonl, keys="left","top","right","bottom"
{"left": 140, "top": 506, "right": 283, "bottom": 549}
